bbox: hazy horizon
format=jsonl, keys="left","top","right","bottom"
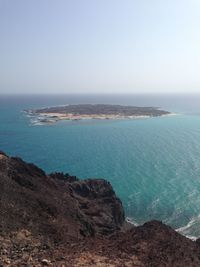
{"left": 2, "top": 92, "right": 200, "bottom": 95}
{"left": 1, "top": 0, "right": 200, "bottom": 94}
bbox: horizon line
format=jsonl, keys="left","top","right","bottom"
{"left": 1, "top": 92, "right": 200, "bottom": 95}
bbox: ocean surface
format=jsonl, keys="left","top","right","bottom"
{"left": 1, "top": 93, "right": 200, "bottom": 239}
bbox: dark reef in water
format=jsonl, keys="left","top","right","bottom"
{"left": 1, "top": 151, "right": 200, "bottom": 266}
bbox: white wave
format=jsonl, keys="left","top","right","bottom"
{"left": 176, "top": 218, "right": 197, "bottom": 232}
{"left": 184, "top": 235, "right": 197, "bottom": 241}
{"left": 30, "top": 122, "right": 45, "bottom": 126}
{"left": 161, "top": 112, "right": 179, "bottom": 117}
{"left": 125, "top": 217, "right": 139, "bottom": 226}
{"left": 30, "top": 119, "right": 45, "bottom": 126}
{"left": 25, "top": 114, "right": 34, "bottom": 118}
{"left": 176, "top": 214, "right": 200, "bottom": 240}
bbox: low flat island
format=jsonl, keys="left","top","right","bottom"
{"left": 26, "top": 104, "right": 171, "bottom": 124}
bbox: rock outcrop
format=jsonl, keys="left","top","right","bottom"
{"left": 1, "top": 151, "right": 200, "bottom": 266}
{"left": 0, "top": 152, "right": 124, "bottom": 243}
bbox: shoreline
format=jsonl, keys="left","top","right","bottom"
{"left": 25, "top": 104, "right": 172, "bottom": 125}
{"left": 29, "top": 112, "right": 152, "bottom": 124}
{"left": 2, "top": 152, "right": 200, "bottom": 266}
{"left": 26, "top": 112, "right": 177, "bottom": 125}
{"left": 26, "top": 112, "right": 176, "bottom": 125}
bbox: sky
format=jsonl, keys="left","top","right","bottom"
{"left": 1, "top": 0, "right": 200, "bottom": 94}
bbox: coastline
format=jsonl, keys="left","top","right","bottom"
{"left": 27, "top": 112, "right": 153, "bottom": 125}
{"left": 25, "top": 112, "right": 175, "bottom": 126}
{"left": 25, "top": 104, "right": 171, "bottom": 125}
{"left": 1, "top": 152, "right": 200, "bottom": 266}
{"left": 26, "top": 112, "right": 177, "bottom": 125}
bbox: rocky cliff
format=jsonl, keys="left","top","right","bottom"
{"left": 1, "top": 152, "right": 200, "bottom": 266}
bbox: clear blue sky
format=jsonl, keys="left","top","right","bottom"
{"left": 1, "top": 0, "right": 200, "bottom": 94}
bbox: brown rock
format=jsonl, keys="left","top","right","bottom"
{"left": 1, "top": 152, "right": 200, "bottom": 266}
{"left": 41, "top": 259, "right": 51, "bottom": 265}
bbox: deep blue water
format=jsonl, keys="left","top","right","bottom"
{"left": 1, "top": 93, "right": 200, "bottom": 239}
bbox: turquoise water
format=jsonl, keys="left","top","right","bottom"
{"left": 1, "top": 94, "right": 200, "bottom": 239}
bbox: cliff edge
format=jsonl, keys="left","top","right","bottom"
{"left": 1, "top": 152, "right": 200, "bottom": 266}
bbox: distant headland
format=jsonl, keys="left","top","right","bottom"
{"left": 25, "top": 104, "right": 171, "bottom": 124}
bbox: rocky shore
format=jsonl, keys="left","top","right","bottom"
{"left": 1, "top": 151, "right": 200, "bottom": 266}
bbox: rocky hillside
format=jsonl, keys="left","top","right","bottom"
{"left": 1, "top": 151, "right": 200, "bottom": 266}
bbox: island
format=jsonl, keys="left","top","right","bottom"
{"left": 25, "top": 104, "right": 171, "bottom": 124}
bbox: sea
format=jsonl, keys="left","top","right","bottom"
{"left": 1, "top": 93, "right": 200, "bottom": 239}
